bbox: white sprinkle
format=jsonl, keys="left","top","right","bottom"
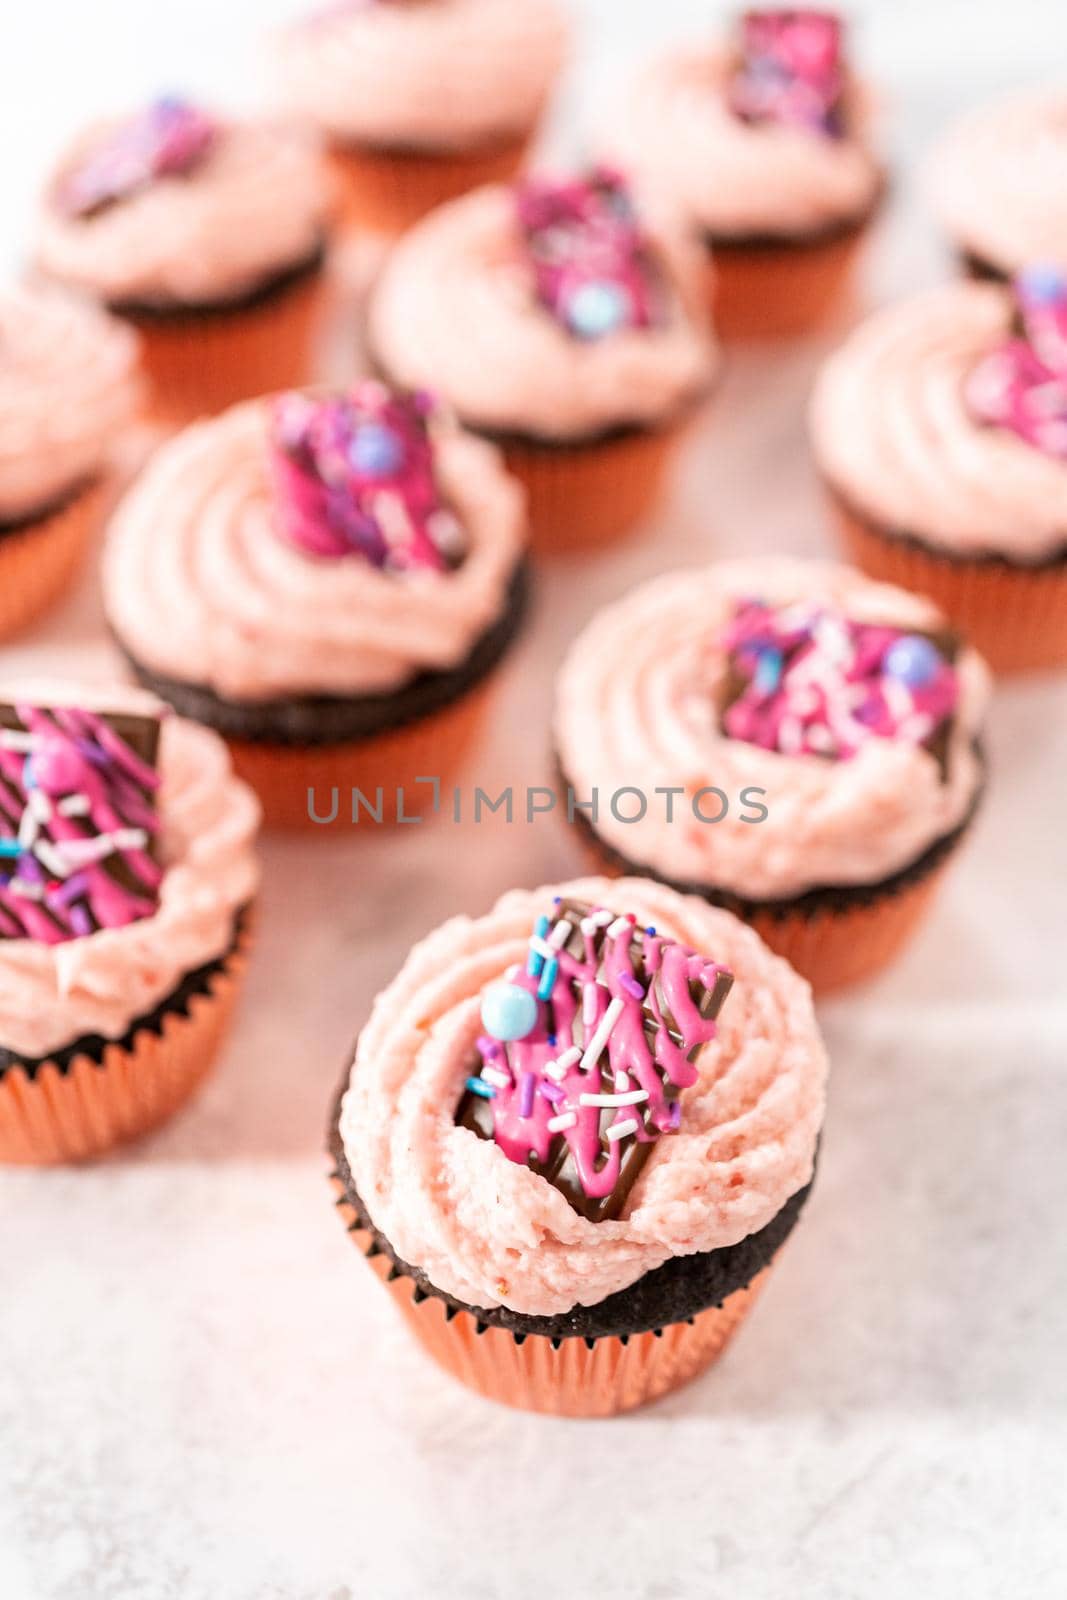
{"left": 112, "top": 828, "right": 148, "bottom": 851}
{"left": 579, "top": 1089, "right": 649, "bottom": 1108}
{"left": 33, "top": 839, "right": 70, "bottom": 879}
{"left": 57, "top": 794, "right": 90, "bottom": 817}
{"left": 528, "top": 935, "right": 554, "bottom": 960}
{"left": 17, "top": 810, "right": 38, "bottom": 850}
{"left": 579, "top": 916, "right": 599, "bottom": 936}
{"left": 898, "top": 713, "right": 933, "bottom": 745}
{"left": 10, "top": 877, "right": 43, "bottom": 901}
{"left": 28, "top": 790, "right": 52, "bottom": 823}
{"left": 606, "top": 916, "right": 631, "bottom": 940}
{"left": 548, "top": 919, "right": 572, "bottom": 949}
{"left": 481, "top": 1066, "right": 511, "bottom": 1090}
{"left": 590, "top": 908, "right": 614, "bottom": 927}
{"left": 606, "top": 1118, "right": 640, "bottom": 1142}
{"left": 0, "top": 731, "right": 34, "bottom": 751}
{"left": 54, "top": 835, "right": 116, "bottom": 867}
{"left": 547, "top": 1111, "right": 577, "bottom": 1133}
{"left": 580, "top": 996, "right": 624, "bottom": 1073}
{"left": 882, "top": 677, "right": 913, "bottom": 722}
{"left": 778, "top": 715, "right": 803, "bottom": 756}
{"left": 614, "top": 1070, "right": 630, "bottom": 1093}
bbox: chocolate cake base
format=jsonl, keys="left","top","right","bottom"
{"left": 0, "top": 478, "right": 94, "bottom": 545}
{"left": 118, "top": 560, "right": 530, "bottom": 746}
{"left": 328, "top": 1071, "right": 813, "bottom": 1344}
{"left": 0, "top": 908, "right": 249, "bottom": 1081}
{"left": 554, "top": 748, "right": 985, "bottom": 924}
{"left": 827, "top": 481, "right": 1067, "bottom": 573}
{"left": 107, "top": 239, "right": 328, "bottom": 322}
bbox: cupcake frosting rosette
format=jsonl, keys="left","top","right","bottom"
{"left": 554, "top": 559, "right": 990, "bottom": 992}
{"left": 330, "top": 875, "right": 827, "bottom": 1415}
{"left": 0, "top": 681, "right": 259, "bottom": 1164}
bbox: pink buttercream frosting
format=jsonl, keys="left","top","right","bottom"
{"left": 0, "top": 283, "right": 141, "bottom": 521}
{"left": 927, "top": 88, "right": 1067, "bottom": 274}
{"left": 599, "top": 45, "right": 880, "bottom": 240}
{"left": 0, "top": 681, "right": 259, "bottom": 1059}
{"left": 810, "top": 282, "right": 1067, "bottom": 559}
{"left": 554, "top": 560, "right": 989, "bottom": 902}
{"left": 103, "top": 396, "right": 526, "bottom": 700}
{"left": 270, "top": 0, "right": 567, "bottom": 152}
{"left": 367, "top": 183, "right": 717, "bottom": 438}
{"left": 36, "top": 115, "right": 326, "bottom": 307}
{"left": 339, "top": 876, "right": 827, "bottom": 1317}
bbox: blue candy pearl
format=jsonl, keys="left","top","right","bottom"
{"left": 350, "top": 423, "right": 403, "bottom": 477}
{"left": 567, "top": 280, "right": 629, "bottom": 340}
{"left": 1019, "top": 262, "right": 1067, "bottom": 306}
{"left": 884, "top": 635, "right": 941, "bottom": 687}
{"left": 480, "top": 981, "right": 538, "bottom": 1042}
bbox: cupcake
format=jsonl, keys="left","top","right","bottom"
{"left": 35, "top": 97, "right": 330, "bottom": 424}
{"left": 103, "top": 381, "right": 528, "bottom": 828}
{"left": 329, "top": 876, "right": 827, "bottom": 1415}
{"left": 811, "top": 274, "right": 1067, "bottom": 671}
{"left": 0, "top": 682, "right": 259, "bottom": 1165}
{"left": 926, "top": 88, "right": 1067, "bottom": 280}
{"left": 0, "top": 283, "right": 140, "bottom": 640}
{"left": 366, "top": 168, "right": 718, "bottom": 552}
{"left": 554, "top": 560, "right": 990, "bottom": 994}
{"left": 269, "top": 0, "right": 568, "bottom": 234}
{"left": 599, "top": 8, "right": 882, "bottom": 339}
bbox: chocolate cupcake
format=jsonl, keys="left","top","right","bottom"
{"left": 330, "top": 876, "right": 827, "bottom": 1415}
{"left": 811, "top": 274, "right": 1067, "bottom": 671}
{"left": 366, "top": 167, "right": 718, "bottom": 553}
{"left": 554, "top": 559, "right": 990, "bottom": 993}
{"left": 103, "top": 382, "right": 528, "bottom": 828}
{"left": 599, "top": 8, "right": 883, "bottom": 339}
{"left": 269, "top": 0, "right": 568, "bottom": 235}
{"left": 35, "top": 97, "right": 330, "bottom": 423}
{"left": 0, "top": 681, "right": 259, "bottom": 1164}
{"left": 0, "top": 282, "right": 140, "bottom": 640}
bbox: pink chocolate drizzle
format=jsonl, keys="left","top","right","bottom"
{"left": 965, "top": 265, "right": 1067, "bottom": 459}
{"left": 464, "top": 900, "right": 732, "bottom": 1214}
{"left": 515, "top": 167, "right": 665, "bottom": 340}
{"left": 728, "top": 8, "right": 847, "bottom": 139}
{"left": 269, "top": 383, "right": 465, "bottom": 571}
{"left": 56, "top": 97, "right": 218, "bottom": 220}
{"left": 721, "top": 598, "right": 959, "bottom": 763}
{"left": 0, "top": 704, "right": 162, "bottom": 944}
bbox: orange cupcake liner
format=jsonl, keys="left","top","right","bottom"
{"left": 130, "top": 264, "right": 328, "bottom": 427}
{"left": 331, "top": 1173, "right": 771, "bottom": 1416}
{"left": 327, "top": 130, "right": 534, "bottom": 235}
{"left": 707, "top": 221, "right": 870, "bottom": 341}
{"left": 833, "top": 496, "right": 1067, "bottom": 673}
{"left": 0, "top": 920, "right": 251, "bottom": 1166}
{"left": 501, "top": 419, "right": 685, "bottom": 556}
{"left": 0, "top": 479, "right": 105, "bottom": 641}
{"left": 224, "top": 675, "right": 496, "bottom": 831}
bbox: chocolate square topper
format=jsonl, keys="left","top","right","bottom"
{"left": 456, "top": 898, "right": 734, "bottom": 1223}
{"left": 0, "top": 702, "right": 163, "bottom": 945}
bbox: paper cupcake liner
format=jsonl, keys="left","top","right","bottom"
{"left": 834, "top": 496, "right": 1067, "bottom": 673}
{"left": 497, "top": 417, "right": 686, "bottom": 556}
{"left": 706, "top": 217, "right": 872, "bottom": 340}
{"left": 224, "top": 674, "right": 497, "bottom": 830}
{"left": 327, "top": 130, "right": 534, "bottom": 235}
{"left": 0, "top": 917, "right": 251, "bottom": 1165}
{"left": 126, "top": 261, "right": 327, "bottom": 427}
{"left": 330, "top": 1172, "right": 772, "bottom": 1416}
{"left": 0, "top": 479, "right": 105, "bottom": 641}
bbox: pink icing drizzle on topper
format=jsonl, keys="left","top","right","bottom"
{"left": 269, "top": 384, "right": 465, "bottom": 571}
{"left": 57, "top": 97, "right": 218, "bottom": 220}
{"left": 464, "top": 901, "right": 731, "bottom": 1210}
{"left": 965, "top": 265, "right": 1067, "bottom": 459}
{"left": 728, "top": 9, "right": 846, "bottom": 138}
{"left": 0, "top": 704, "right": 162, "bottom": 945}
{"left": 721, "top": 599, "right": 959, "bottom": 762}
{"left": 515, "top": 167, "right": 664, "bottom": 341}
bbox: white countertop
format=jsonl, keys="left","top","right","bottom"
{"left": 3, "top": 4, "right": 1067, "bottom": 1597}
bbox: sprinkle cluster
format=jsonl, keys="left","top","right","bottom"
{"left": 455, "top": 899, "right": 733, "bottom": 1221}
{"left": 515, "top": 167, "right": 664, "bottom": 342}
{"left": 721, "top": 598, "right": 959, "bottom": 763}
{"left": 0, "top": 704, "right": 163, "bottom": 945}
{"left": 966, "top": 265, "right": 1067, "bottom": 459}
{"left": 269, "top": 383, "right": 465, "bottom": 571}
{"left": 728, "top": 9, "right": 847, "bottom": 139}
{"left": 57, "top": 97, "right": 218, "bottom": 220}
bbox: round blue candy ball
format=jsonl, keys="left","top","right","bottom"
{"left": 1019, "top": 262, "right": 1067, "bottom": 306}
{"left": 480, "top": 981, "right": 539, "bottom": 1042}
{"left": 566, "top": 280, "right": 629, "bottom": 340}
{"left": 350, "top": 423, "right": 403, "bottom": 477}
{"left": 884, "top": 634, "right": 942, "bottom": 687}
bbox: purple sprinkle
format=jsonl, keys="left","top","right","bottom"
{"left": 668, "top": 1100, "right": 682, "bottom": 1132}
{"left": 519, "top": 1071, "right": 536, "bottom": 1119}
{"left": 476, "top": 1035, "right": 501, "bottom": 1059}
{"left": 69, "top": 904, "right": 93, "bottom": 937}
{"left": 619, "top": 972, "right": 645, "bottom": 1001}
{"left": 19, "top": 855, "right": 43, "bottom": 883}
{"left": 50, "top": 871, "right": 91, "bottom": 909}
{"left": 539, "top": 1080, "right": 564, "bottom": 1104}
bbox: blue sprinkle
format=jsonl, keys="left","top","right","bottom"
{"left": 0, "top": 841, "right": 21, "bottom": 859}
{"left": 537, "top": 956, "right": 559, "bottom": 1001}
{"left": 754, "top": 646, "right": 783, "bottom": 694}
{"left": 465, "top": 1076, "right": 495, "bottom": 1100}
